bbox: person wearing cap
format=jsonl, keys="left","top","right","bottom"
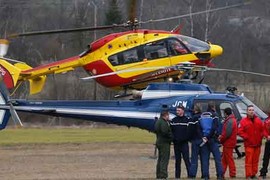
{"left": 219, "top": 107, "right": 237, "bottom": 178}
{"left": 170, "top": 104, "right": 193, "bottom": 178}
{"left": 155, "top": 109, "right": 173, "bottom": 179}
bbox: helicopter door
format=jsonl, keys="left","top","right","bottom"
{"left": 167, "top": 38, "right": 190, "bottom": 65}
{"left": 143, "top": 40, "right": 170, "bottom": 66}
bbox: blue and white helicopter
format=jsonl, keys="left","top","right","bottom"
{"left": 0, "top": 65, "right": 268, "bottom": 157}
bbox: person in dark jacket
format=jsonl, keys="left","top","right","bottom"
{"left": 189, "top": 104, "right": 209, "bottom": 178}
{"left": 219, "top": 107, "right": 237, "bottom": 178}
{"left": 155, "top": 109, "right": 173, "bottom": 179}
{"left": 170, "top": 104, "right": 192, "bottom": 178}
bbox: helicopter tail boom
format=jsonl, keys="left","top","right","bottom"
{"left": 0, "top": 55, "right": 83, "bottom": 94}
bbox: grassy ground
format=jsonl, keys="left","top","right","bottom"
{"left": 0, "top": 127, "right": 262, "bottom": 179}
{"left": 0, "top": 127, "right": 155, "bottom": 145}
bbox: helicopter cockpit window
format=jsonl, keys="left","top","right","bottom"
{"left": 167, "top": 39, "right": 188, "bottom": 56}
{"left": 236, "top": 97, "right": 268, "bottom": 120}
{"left": 144, "top": 41, "right": 168, "bottom": 60}
{"left": 176, "top": 35, "right": 210, "bottom": 52}
{"left": 193, "top": 100, "right": 232, "bottom": 123}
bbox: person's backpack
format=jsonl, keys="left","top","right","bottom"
{"left": 199, "top": 112, "right": 214, "bottom": 137}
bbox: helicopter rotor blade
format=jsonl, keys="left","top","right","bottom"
{"left": 140, "top": 2, "right": 250, "bottom": 25}
{"left": 7, "top": 1, "right": 250, "bottom": 38}
{"left": 207, "top": 67, "right": 270, "bottom": 77}
{"left": 8, "top": 24, "right": 127, "bottom": 38}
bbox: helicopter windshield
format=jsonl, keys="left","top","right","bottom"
{"left": 236, "top": 96, "right": 268, "bottom": 120}
{"left": 176, "top": 35, "right": 210, "bottom": 52}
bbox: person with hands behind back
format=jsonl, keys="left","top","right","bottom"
{"left": 189, "top": 104, "right": 209, "bottom": 179}
{"left": 199, "top": 102, "right": 223, "bottom": 180}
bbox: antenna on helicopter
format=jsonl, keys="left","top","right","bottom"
{"left": 226, "top": 86, "right": 238, "bottom": 95}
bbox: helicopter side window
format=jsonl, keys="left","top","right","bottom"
{"left": 109, "top": 48, "right": 140, "bottom": 66}
{"left": 168, "top": 39, "right": 188, "bottom": 56}
{"left": 144, "top": 41, "right": 168, "bottom": 60}
{"left": 122, "top": 49, "right": 139, "bottom": 64}
{"left": 193, "top": 100, "right": 233, "bottom": 123}
{"left": 108, "top": 55, "right": 119, "bottom": 66}
{"left": 235, "top": 101, "right": 247, "bottom": 119}
{"left": 219, "top": 102, "right": 233, "bottom": 121}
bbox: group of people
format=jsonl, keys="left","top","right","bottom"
{"left": 155, "top": 103, "right": 270, "bottom": 179}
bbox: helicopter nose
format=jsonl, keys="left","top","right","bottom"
{"left": 210, "top": 44, "right": 223, "bottom": 58}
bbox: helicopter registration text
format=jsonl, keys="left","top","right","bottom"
{"left": 172, "top": 101, "right": 187, "bottom": 108}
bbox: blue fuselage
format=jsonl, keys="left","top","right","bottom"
{"left": 7, "top": 92, "right": 266, "bottom": 132}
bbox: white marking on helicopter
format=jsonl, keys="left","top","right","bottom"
{"left": 142, "top": 90, "right": 209, "bottom": 99}
{"left": 172, "top": 101, "right": 188, "bottom": 108}
{"left": 9, "top": 106, "right": 176, "bottom": 120}
{"left": 151, "top": 68, "right": 172, "bottom": 77}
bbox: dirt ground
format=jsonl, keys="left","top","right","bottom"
{"left": 0, "top": 143, "right": 266, "bottom": 180}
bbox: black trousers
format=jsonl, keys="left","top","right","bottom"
{"left": 173, "top": 141, "right": 190, "bottom": 178}
{"left": 260, "top": 140, "right": 270, "bottom": 176}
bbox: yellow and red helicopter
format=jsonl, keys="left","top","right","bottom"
{"left": 0, "top": 1, "right": 251, "bottom": 95}
{"left": 0, "top": 25, "right": 222, "bottom": 95}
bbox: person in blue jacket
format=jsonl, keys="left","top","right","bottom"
{"left": 200, "top": 102, "right": 223, "bottom": 180}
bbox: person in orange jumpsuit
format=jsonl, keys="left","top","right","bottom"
{"left": 219, "top": 107, "right": 237, "bottom": 178}
{"left": 238, "top": 105, "right": 264, "bottom": 179}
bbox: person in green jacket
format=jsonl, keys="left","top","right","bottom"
{"left": 155, "top": 110, "right": 173, "bottom": 179}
